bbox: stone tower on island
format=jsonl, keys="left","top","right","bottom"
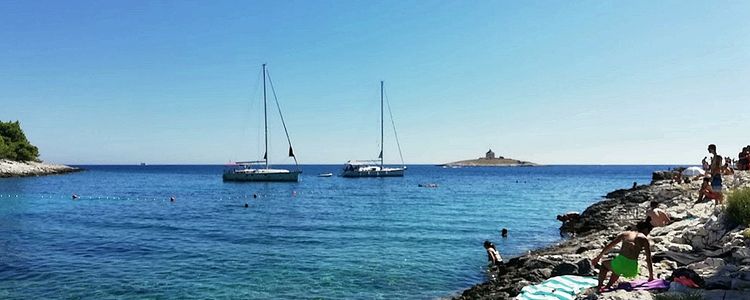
{"left": 482, "top": 149, "right": 504, "bottom": 160}
{"left": 485, "top": 149, "right": 495, "bottom": 159}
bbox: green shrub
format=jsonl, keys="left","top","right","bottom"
{"left": 727, "top": 188, "right": 750, "bottom": 226}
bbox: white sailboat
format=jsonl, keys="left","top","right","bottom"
{"left": 342, "top": 81, "right": 406, "bottom": 178}
{"left": 223, "top": 64, "right": 301, "bottom": 182}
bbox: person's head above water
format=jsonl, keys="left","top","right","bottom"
{"left": 635, "top": 220, "right": 654, "bottom": 235}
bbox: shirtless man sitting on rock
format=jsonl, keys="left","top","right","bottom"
{"left": 592, "top": 221, "right": 654, "bottom": 292}
{"left": 646, "top": 201, "right": 671, "bottom": 227}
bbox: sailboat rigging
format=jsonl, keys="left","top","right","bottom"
{"left": 223, "top": 64, "right": 301, "bottom": 182}
{"left": 341, "top": 81, "right": 406, "bottom": 178}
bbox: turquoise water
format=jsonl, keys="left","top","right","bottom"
{"left": 0, "top": 165, "right": 667, "bottom": 299}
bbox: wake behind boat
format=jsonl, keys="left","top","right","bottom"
{"left": 342, "top": 81, "right": 406, "bottom": 178}
{"left": 223, "top": 64, "right": 301, "bottom": 182}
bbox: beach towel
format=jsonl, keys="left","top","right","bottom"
{"left": 610, "top": 279, "right": 670, "bottom": 291}
{"left": 515, "top": 275, "right": 598, "bottom": 300}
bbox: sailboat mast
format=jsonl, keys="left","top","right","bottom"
{"left": 380, "top": 80, "right": 384, "bottom": 168}
{"left": 263, "top": 64, "right": 269, "bottom": 170}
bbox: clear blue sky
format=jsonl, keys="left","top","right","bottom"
{"left": 1, "top": 1, "right": 748, "bottom": 165}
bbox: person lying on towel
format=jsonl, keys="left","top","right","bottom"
{"left": 591, "top": 221, "right": 654, "bottom": 292}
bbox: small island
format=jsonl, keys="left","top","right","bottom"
{"left": 0, "top": 120, "right": 80, "bottom": 178}
{"left": 439, "top": 149, "right": 537, "bottom": 167}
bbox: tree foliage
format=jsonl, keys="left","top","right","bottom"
{"left": 0, "top": 120, "right": 40, "bottom": 161}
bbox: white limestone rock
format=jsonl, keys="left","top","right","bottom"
{"left": 667, "top": 243, "right": 693, "bottom": 252}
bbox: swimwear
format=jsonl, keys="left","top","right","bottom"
{"left": 490, "top": 248, "right": 503, "bottom": 264}
{"left": 611, "top": 254, "right": 639, "bottom": 278}
{"left": 711, "top": 175, "right": 722, "bottom": 192}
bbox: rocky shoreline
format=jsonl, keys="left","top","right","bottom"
{"left": 455, "top": 170, "right": 750, "bottom": 300}
{"left": 0, "top": 159, "right": 82, "bottom": 178}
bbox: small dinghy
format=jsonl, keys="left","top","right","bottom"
{"left": 318, "top": 173, "right": 333, "bottom": 177}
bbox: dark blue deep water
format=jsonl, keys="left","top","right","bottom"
{"left": 0, "top": 165, "right": 670, "bottom": 299}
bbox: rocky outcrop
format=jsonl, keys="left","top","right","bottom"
{"left": 440, "top": 158, "right": 537, "bottom": 167}
{"left": 455, "top": 171, "right": 750, "bottom": 300}
{"left": 0, "top": 159, "right": 81, "bottom": 178}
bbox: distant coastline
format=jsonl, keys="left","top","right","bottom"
{"left": 0, "top": 159, "right": 82, "bottom": 178}
{"left": 439, "top": 149, "right": 537, "bottom": 167}
{"left": 0, "top": 120, "right": 80, "bottom": 178}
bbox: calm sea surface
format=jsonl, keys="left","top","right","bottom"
{"left": 0, "top": 165, "right": 670, "bottom": 299}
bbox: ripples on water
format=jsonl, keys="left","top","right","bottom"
{"left": 0, "top": 165, "right": 668, "bottom": 299}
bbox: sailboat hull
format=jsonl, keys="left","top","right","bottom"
{"left": 341, "top": 168, "right": 405, "bottom": 178}
{"left": 223, "top": 170, "right": 301, "bottom": 182}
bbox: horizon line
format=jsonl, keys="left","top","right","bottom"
{"left": 64, "top": 163, "right": 694, "bottom": 166}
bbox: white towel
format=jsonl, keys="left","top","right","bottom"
{"left": 516, "top": 275, "right": 598, "bottom": 300}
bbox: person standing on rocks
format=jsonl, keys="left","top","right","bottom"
{"left": 708, "top": 144, "right": 724, "bottom": 204}
{"left": 591, "top": 221, "right": 654, "bottom": 292}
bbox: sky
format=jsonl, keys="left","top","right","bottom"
{"left": 1, "top": 1, "right": 748, "bottom": 165}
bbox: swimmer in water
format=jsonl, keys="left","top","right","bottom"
{"left": 72, "top": 194, "right": 79, "bottom": 200}
{"left": 501, "top": 228, "right": 508, "bottom": 238}
{"left": 253, "top": 193, "right": 258, "bottom": 199}
{"left": 244, "top": 203, "right": 249, "bottom": 208}
{"left": 170, "top": 196, "right": 175, "bottom": 202}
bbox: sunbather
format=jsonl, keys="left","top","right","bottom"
{"left": 697, "top": 176, "right": 722, "bottom": 204}
{"left": 646, "top": 201, "right": 670, "bottom": 227}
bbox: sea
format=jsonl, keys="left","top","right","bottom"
{"left": 0, "top": 165, "right": 671, "bottom": 299}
